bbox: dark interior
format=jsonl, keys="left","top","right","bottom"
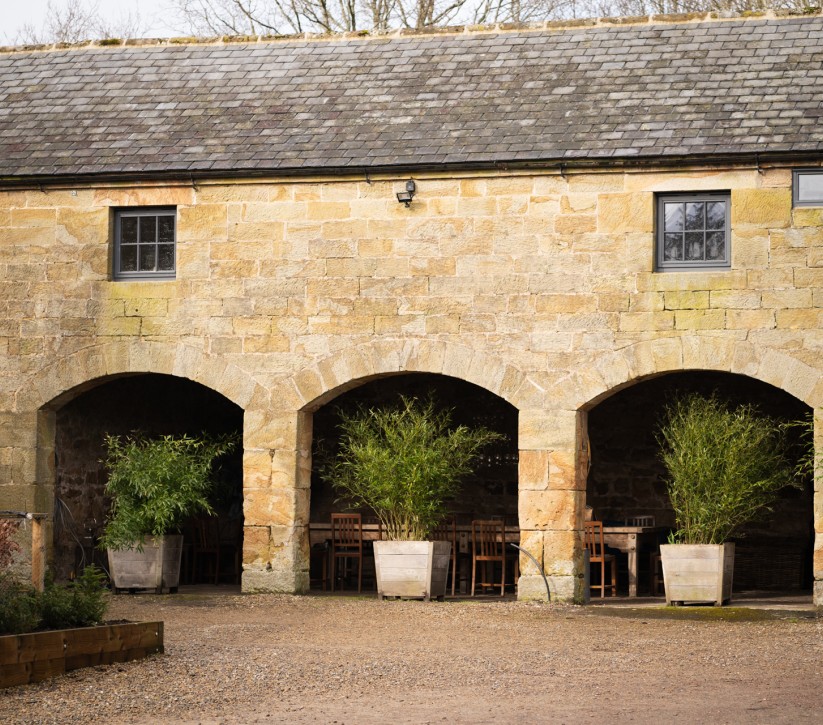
{"left": 53, "top": 373, "right": 243, "bottom": 583}
{"left": 587, "top": 371, "right": 813, "bottom": 593}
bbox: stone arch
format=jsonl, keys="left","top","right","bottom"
{"left": 17, "top": 341, "right": 261, "bottom": 586}
{"left": 573, "top": 335, "right": 822, "bottom": 411}
{"left": 275, "top": 340, "right": 530, "bottom": 596}
{"left": 272, "top": 338, "right": 537, "bottom": 414}
{"left": 574, "top": 335, "right": 822, "bottom": 604}
{"left": 17, "top": 339, "right": 267, "bottom": 414}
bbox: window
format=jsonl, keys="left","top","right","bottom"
{"left": 656, "top": 193, "right": 730, "bottom": 271}
{"left": 114, "top": 208, "right": 176, "bottom": 280}
{"left": 793, "top": 170, "right": 823, "bottom": 207}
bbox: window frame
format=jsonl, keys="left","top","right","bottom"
{"left": 792, "top": 169, "right": 823, "bottom": 207}
{"left": 113, "top": 207, "right": 177, "bottom": 281}
{"left": 655, "top": 192, "right": 731, "bottom": 272}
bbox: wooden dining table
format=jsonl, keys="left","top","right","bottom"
{"left": 312, "top": 522, "right": 661, "bottom": 597}
{"left": 601, "top": 525, "right": 662, "bottom": 597}
{"left": 309, "top": 520, "right": 520, "bottom": 594}
{"left": 309, "top": 521, "right": 520, "bottom": 550}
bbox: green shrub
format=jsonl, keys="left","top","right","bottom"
{"left": 658, "top": 394, "right": 797, "bottom": 545}
{"left": 40, "top": 566, "right": 109, "bottom": 630}
{"left": 787, "top": 411, "right": 818, "bottom": 482}
{"left": 322, "top": 396, "right": 504, "bottom": 540}
{"left": 0, "top": 519, "right": 21, "bottom": 568}
{"left": 0, "top": 567, "right": 109, "bottom": 635}
{"left": 100, "top": 432, "right": 238, "bottom": 551}
{"left": 0, "top": 573, "right": 41, "bottom": 635}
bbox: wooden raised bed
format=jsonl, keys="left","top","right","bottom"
{"left": 0, "top": 621, "right": 163, "bottom": 688}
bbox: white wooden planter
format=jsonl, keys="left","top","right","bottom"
{"left": 373, "top": 540, "right": 452, "bottom": 601}
{"left": 660, "top": 542, "right": 735, "bottom": 606}
{"left": 107, "top": 534, "right": 184, "bottom": 594}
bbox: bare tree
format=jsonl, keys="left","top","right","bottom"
{"left": 16, "top": 0, "right": 821, "bottom": 47}
{"left": 14, "top": 0, "right": 151, "bottom": 44}
{"left": 170, "top": 0, "right": 287, "bottom": 34}
{"left": 16, "top": 0, "right": 96, "bottom": 44}
{"left": 97, "top": 6, "right": 150, "bottom": 39}
{"left": 168, "top": 0, "right": 821, "bottom": 36}
{"left": 167, "top": 0, "right": 461, "bottom": 33}
{"left": 471, "top": 0, "right": 576, "bottom": 24}
{"left": 393, "top": 0, "right": 464, "bottom": 28}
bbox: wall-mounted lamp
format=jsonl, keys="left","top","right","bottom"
{"left": 396, "top": 179, "right": 416, "bottom": 207}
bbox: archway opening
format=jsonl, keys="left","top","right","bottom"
{"left": 308, "top": 373, "right": 518, "bottom": 593}
{"left": 51, "top": 373, "right": 243, "bottom": 585}
{"left": 586, "top": 371, "right": 813, "bottom": 596}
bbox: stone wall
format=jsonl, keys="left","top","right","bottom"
{"left": 1, "top": 164, "right": 822, "bottom": 602}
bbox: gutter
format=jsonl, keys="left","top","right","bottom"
{"left": 1, "top": 150, "right": 822, "bottom": 191}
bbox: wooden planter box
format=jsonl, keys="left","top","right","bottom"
{"left": 660, "top": 542, "right": 735, "bottom": 606}
{"left": 108, "top": 534, "right": 183, "bottom": 594}
{"left": 373, "top": 540, "right": 451, "bottom": 601}
{"left": 0, "top": 621, "right": 163, "bottom": 688}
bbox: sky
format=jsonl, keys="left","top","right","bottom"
{"left": 2, "top": 0, "right": 173, "bottom": 45}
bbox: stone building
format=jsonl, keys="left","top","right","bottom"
{"left": 0, "top": 12, "right": 821, "bottom": 603}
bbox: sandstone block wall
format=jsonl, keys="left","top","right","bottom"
{"left": 1, "top": 164, "right": 821, "bottom": 603}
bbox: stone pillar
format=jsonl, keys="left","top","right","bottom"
{"left": 813, "top": 409, "right": 823, "bottom": 607}
{"left": 241, "top": 406, "right": 309, "bottom": 593}
{"left": 0, "top": 408, "right": 51, "bottom": 581}
{"left": 0, "top": 409, "right": 46, "bottom": 511}
{"left": 517, "top": 408, "right": 585, "bottom": 603}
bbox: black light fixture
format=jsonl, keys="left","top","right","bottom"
{"left": 396, "top": 179, "right": 416, "bottom": 207}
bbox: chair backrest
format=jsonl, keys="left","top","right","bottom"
{"left": 331, "top": 513, "right": 362, "bottom": 549}
{"left": 194, "top": 516, "right": 220, "bottom": 548}
{"left": 584, "top": 520, "right": 606, "bottom": 558}
{"left": 431, "top": 516, "right": 456, "bottom": 544}
{"left": 362, "top": 515, "right": 383, "bottom": 541}
{"left": 626, "top": 515, "right": 655, "bottom": 527}
{"left": 472, "top": 519, "right": 505, "bottom": 557}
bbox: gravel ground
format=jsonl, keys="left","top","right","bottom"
{"left": 2, "top": 592, "right": 822, "bottom": 724}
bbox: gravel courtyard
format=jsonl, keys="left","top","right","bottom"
{"left": 2, "top": 592, "right": 821, "bottom": 724}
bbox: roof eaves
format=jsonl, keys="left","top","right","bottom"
{"left": 2, "top": 147, "right": 823, "bottom": 190}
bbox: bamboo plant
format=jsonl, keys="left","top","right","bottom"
{"left": 99, "top": 432, "right": 238, "bottom": 551}
{"left": 322, "top": 396, "right": 503, "bottom": 541}
{"left": 657, "top": 393, "right": 797, "bottom": 545}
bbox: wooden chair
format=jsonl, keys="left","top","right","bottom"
{"left": 309, "top": 523, "right": 329, "bottom": 591}
{"left": 584, "top": 520, "right": 617, "bottom": 598}
{"left": 650, "top": 552, "right": 664, "bottom": 596}
{"left": 431, "top": 516, "right": 458, "bottom": 596}
{"left": 471, "top": 519, "right": 507, "bottom": 596}
{"left": 361, "top": 516, "right": 383, "bottom": 589}
{"left": 181, "top": 520, "right": 197, "bottom": 584}
{"left": 330, "top": 513, "right": 363, "bottom": 593}
{"left": 192, "top": 516, "right": 221, "bottom": 585}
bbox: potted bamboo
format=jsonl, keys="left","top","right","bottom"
{"left": 322, "top": 396, "right": 502, "bottom": 600}
{"left": 657, "top": 394, "right": 796, "bottom": 606}
{"left": 100, "top": 432, "right": 237, "bottom": 593}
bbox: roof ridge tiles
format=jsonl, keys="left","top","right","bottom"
{"left": 0, "top": 9, "right": 820, "bottom": 55}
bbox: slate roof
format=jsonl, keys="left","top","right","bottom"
{"left": 1, "top": 14, "right": 822, "bottom": 182}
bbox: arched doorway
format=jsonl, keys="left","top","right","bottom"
{"left": 586, "top": 371, "right": 813, "bottom": 596}
{"left": 50, "top": 373, "right": 244, "bottom": 584}
{"left": 307, "top": 373, "right": 519, "bottom": 594}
